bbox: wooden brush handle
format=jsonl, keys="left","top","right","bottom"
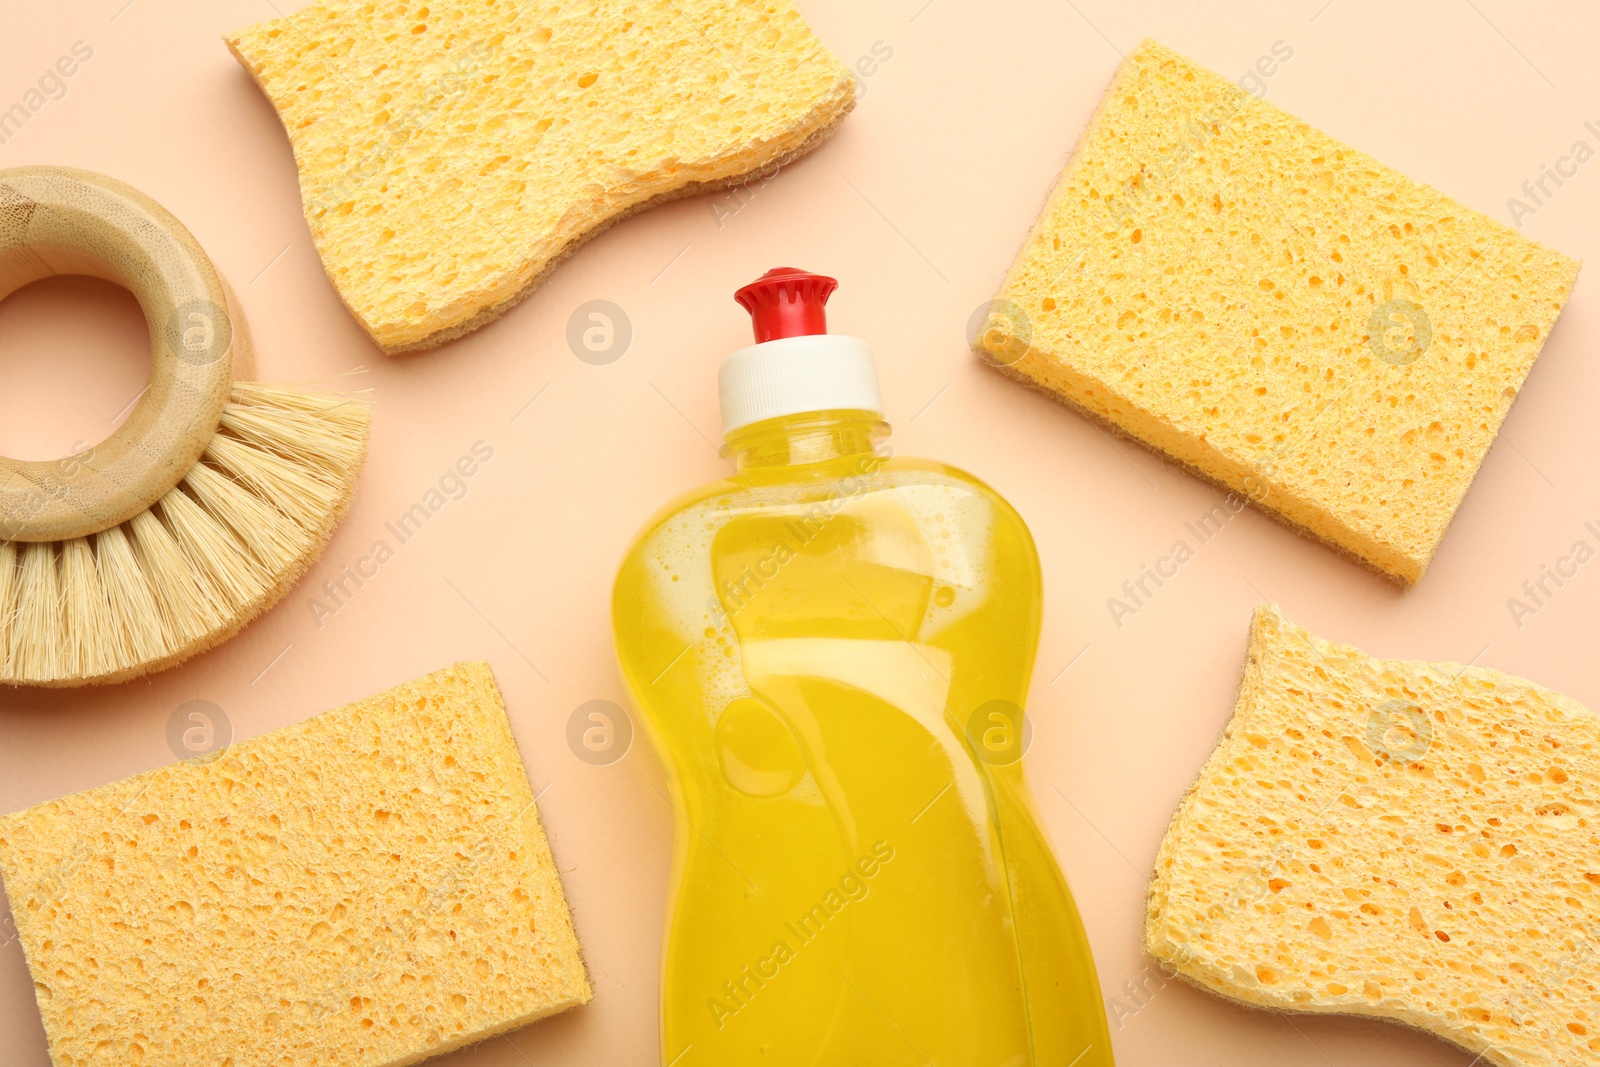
{"left": 0, "top": 166, "right": 240, "bottom": 543}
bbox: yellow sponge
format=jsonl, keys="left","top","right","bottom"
{"left": 982, "top": 40, "right": 1579, "bottom": 584}
{"left": 0, "top": 662, "right": 590, "bottom": 1067}
{"left": 1147, "top": 605, "right": 1599, "bottom": 1067}
{"left": 227, "top": 0, "right": 854, "bottom": 353}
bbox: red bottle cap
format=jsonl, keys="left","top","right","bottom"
{"left": 734, "top": 267, "right": 838, "bottom": 343}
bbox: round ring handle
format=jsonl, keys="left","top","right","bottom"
{"left": 0, "top": 166, "right": 238, "bottom": 543}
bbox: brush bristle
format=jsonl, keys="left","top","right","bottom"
{"left": 11, "top": 543, "right": 62, "bottom": 683}
{"left": 204, "top": 435, "right": 342, "bottom": 519}
{"left": 182, "top": 463, "right": 305, "bottom": 574}
{"left": 0, "top": 542, "right": 17, "bottom": 669}
{"left": 156, "top": 490, "right": 269, "bottom": 613}
{"left": 129, "top": 510, "right": 223, "bottom": 645}
{"left": 221, "top": 384, "right": 371, "bottom": 474}
{"left": 0, "top": 384, "right": 370, "bottom": 686}
{"left": 60, "top": 537, "right": 118, "bottom": 678}
{"left": 97, "top": 524, "right": 171, "bottom": 664}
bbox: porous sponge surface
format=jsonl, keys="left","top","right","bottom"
{"left": 0, "top": 662, "right": 591, "bottom": 1067}
{"left": 1146, "top": 606, "right": 1599, "bottom": 1067}
{"left": 988, "top": 39, "right": 1580, "bottom": 584}
{"left": 227, "top": 0, "right": 854, "bottom": 352}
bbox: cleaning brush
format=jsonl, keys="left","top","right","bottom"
{"left": 0, "top": 166, "right": 371, "bottom": 686}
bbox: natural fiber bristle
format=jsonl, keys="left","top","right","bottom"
{"left": 60, "top": 537, "right": 116, "bottom": 677}
{"left": 0, "top": 385, "right": 370, "bottom": 686}
{"left": 97, "top": 524, "right": 170, "bottom": 664}
{"left": 156, "top": 490, "right": 270, "bottom": 609}
{"left": 0, "top": 542, "right": 16, "bottom": 663}
{"left": 221, "top": 383, "right": 371, "bottom": 473}
{"left": 130, "top": 509, "right": 223, "bottom": 644}
{"left": 11, "top": 543, "right": 61, "bottom": 683}
{"left": 204, "top": 434, "right": 342, "bottom": 519}
{"left": 182, "top": 463, "right": 304, "bottom": 574}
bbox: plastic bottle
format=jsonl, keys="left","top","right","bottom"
{"left": 612, "top": 269, "right": 1114, "bottom": 1066}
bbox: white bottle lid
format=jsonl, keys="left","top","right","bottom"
{"left": 719, "top": 268, "right": 882, "bottom": 437}
{"left": 719, "top": 333, "right": 881, "bottom": 436}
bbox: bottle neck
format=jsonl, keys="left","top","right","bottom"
{"left": 722, "top": 409, "right": 889, "bottom": 475}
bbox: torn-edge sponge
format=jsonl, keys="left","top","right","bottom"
{"left": 981, "top": 40, "right": 1580, "bottom": 584}
{"left": 0, "top": 662, "right": 591, "bottom": 1067}
{"left": 227, "top": 0, "right": 855, "bottom": 353}
{"left": 1147, "top": 605, "right": 1599, "bottom": 1067}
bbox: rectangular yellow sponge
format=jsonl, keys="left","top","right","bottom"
{"left": 983, "top": 40, "right": 1580, "bottom": 583}
{"left": 1147, "top": 606, "right": 1599, "bottom": 1067}
{"left": 0, "top": 662, "right": 590, "bottom": 1067}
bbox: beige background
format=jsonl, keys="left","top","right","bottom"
{"left": 1, "top": 0, "right": 1597, "bottom": 1063}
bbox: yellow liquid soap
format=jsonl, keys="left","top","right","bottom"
{"left": 613, "top": 409, "right": 1115, "bottom": 1066}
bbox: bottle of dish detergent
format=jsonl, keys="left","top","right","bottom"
{"left": 613, "top": 269, "right": 1114, "bottom": 1066}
